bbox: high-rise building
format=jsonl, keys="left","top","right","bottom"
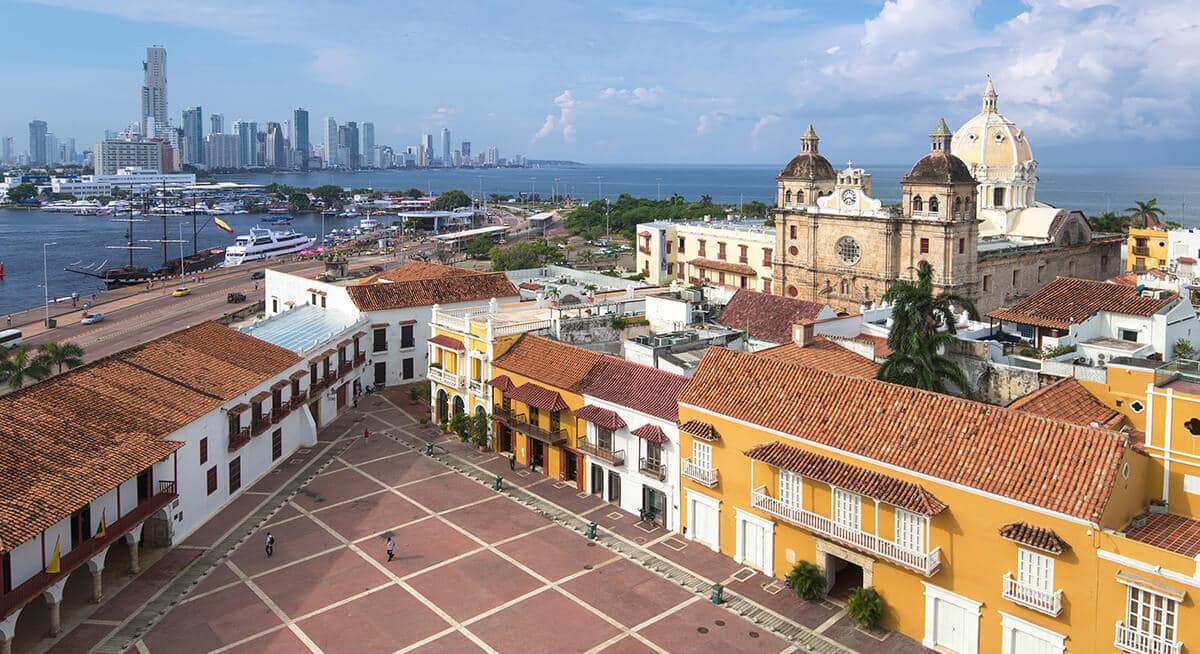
{"left": 94, "top": 139, "right": 163, "bottom": 174}
{"left": 210, "top": 113, "right": 224, "bottom": 135}
{"left": 324, "top": 116, "right": 338, "bottom": 167}
{"left": 294, "top": 108, "right": 310, "bottom": 167}
{"left": 141, "top": 46, "right": 169, "bottom": 137}
{"left": 204, "top": 133, "right": 239, "bottom": 169}
{"left": 342, "top": 121, "right": 360, "bottom": 168}
{"left": 461, "top": 141, "right": 471, "bottom": 161}
{"left": 484, "top": 146, "right": 499, "bottom": 166}
{"left": 423, "top": 133, "right": 434, "bottom": 161}
{"left": 235, "top": 120, "right": 258, "bottom": 167}
{"left": 28, "top": 119, "right": 48, "bottom": 166}
{"left": 44, "top": 133, "right": 58, "bottom": 165}
{"left": 440, "top": 127, "right": 451, "bottom": 165}
{"left": 264, "top": 122, "right": 286, "bottom": 168}
{"left": 416, "top": 143, "right": 428, "bottom": 168}
{"left": 1, "top": 136, "right": 13, "bottom": 164}
{"left": 182, "top": 106, "right": 203, "bottom": 165}
{"left": 64, "top": 137, "right": 76, "bottom": 164}
{"left": 362, "top": 122, "right": 375, "bottom": 168}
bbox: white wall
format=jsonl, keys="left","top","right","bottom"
{"left": 645, "top": 295, "right": 692, "bottom": 334}
{"left": 264, "top": 270, "right": 357, "bottom": 319}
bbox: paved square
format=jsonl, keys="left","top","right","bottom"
{"left": 468, "top": 588, "right": 621, "bottom": 653}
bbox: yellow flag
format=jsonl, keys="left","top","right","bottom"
{"left": 96, "top": 510, "right": 107, "bottom": 539}
{"left": 47, "top": 535, "right": 62, "bottom": 574}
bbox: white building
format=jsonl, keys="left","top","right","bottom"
{"left": 93, "top": 140, "right": 163, "bottom": 175}
{"left": 204, "top": 133, "right": 240, "bottom": 169}
{"left": 636, "top": 219, "right": 776, "bottom": 291}
{"left": 91, "top": 168, "right": 195, "bottom": 189}
{"left": 49, "top": 178, "right": 113, "bottom": 199}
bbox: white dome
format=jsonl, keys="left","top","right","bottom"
{"left": 950, "top": 80, "right": 1035, "bottom": 179}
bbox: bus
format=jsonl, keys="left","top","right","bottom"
{"left": 0, "top": 329, "right": 22, "bottom": 350}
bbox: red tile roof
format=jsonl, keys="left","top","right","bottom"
{"left": 679, "top": 419, "right": 718, "bottom": 441}
{"left": 1008, "top": 378, "right": 1123, "bottom": 429}
{"left": 718, "top": 289, "right": 830, "bottom": 344}
{"left": 1107, "top": 268, "right": 1176, "bottom": 286}
{"left": 632, "top": 424, "right": 669, "bottom": 443}
{"left": 988, "top": 277, "right": 1177, "bottom": 329}
{"left": 488, "top": 374, "right": 516, "bottom": 393}
{"left": 508, "top": 383, "right": 570, "bottom": 412}
{"left": 999, "top": 522, "right": 1070, "bottom": 554}
{"left": 1125, "top": 512, "right": 1200, "bottom": 557}
{"left": 347, "top": 272, "right": 518, "bottom": 311}
{"left": 754, "top": 338, "right": 880, "bottom": 378}
{"left": 746, "top": 441, "right": 947, "bottom": 516}
{"left": 573, "top": 405, "right": 627, "bottom": 430}
{"left": 690, "top": 258, "right": 758, "bottom": 276}
{"left": 581, "top": 356, "right": 689, "bottom": 422}
{"left": 492, "top": 334, "right": 606, "bottom": 392}
{"left": 428, "top": 334, "right": 466, "bottom": 351}
{"left": 358, "top": 261, "right": 478, "bottom": 284}
{"left": 681, "top": 347, "right": 1131, "bottom": 522}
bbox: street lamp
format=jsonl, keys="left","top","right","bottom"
{"left": 43, "top": 242, "right": 57, "bottom": 328}
{"left": 179, "top": 223, "right": 186, "bottom": 281}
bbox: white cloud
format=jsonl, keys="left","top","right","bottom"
{"left": 532, "top": 90, "right": 578, "bottom": 144}
{"left": 695, "top": 111, "right": 730, "bottom": 136}
{"left": 750, "top": 113, "right": 781, "bottom": 147}
{"left": 825, "top": 45, "right": 841, "bottom": 55}
{"left": 599, "top": 86, "right": 665, "bottom": 109}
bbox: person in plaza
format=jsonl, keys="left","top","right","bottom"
{"left": 265, "top": 532, "right": 275, "bottom": 557}
{"left": 364, "top": 428, "right": 369, "bottom": 445}
{"left": 508, "top": 451, "right": 515, "bottom": 470}
{"left": 5, "top": 315, "right": 10, "bottom": 327}
{"left": 386, "top": 536, "right": 395, "bottom": 562}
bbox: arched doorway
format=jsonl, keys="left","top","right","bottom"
{"left": 452, "top": 395, "right": 465, "bottom": 418}
{"left": 11, "top": 593, "right": 50, "bottom": 652}
{"left": 436, "top": 389, "right": 448, "bottom": 425}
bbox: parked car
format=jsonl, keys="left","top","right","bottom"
{"left": 172, "top": 287, "right": 191, "bottom": 297}
{"left": 227, "top": 292, "right": 246, "bottom": 303}
{"left": 250, "top": 271, "right": 265, "bottom": 280}
{"left": 80, "top": 312, "right": 104, "bottom": 324}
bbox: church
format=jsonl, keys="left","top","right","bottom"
{"left": 772, "top": 81, "right": 1122, "bottom": 313}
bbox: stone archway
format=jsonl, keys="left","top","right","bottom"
{"left": 436, "top": 389, "right": 448, "bottom": 425}
{"left": 142, "top": 508, "right": 173, "bottom": 548}
{"left": 10, "top": 593, "right": 49, "bottom": 652}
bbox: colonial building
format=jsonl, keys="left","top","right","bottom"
{"left": 636, "top": 219, "right": 776, "bottom": 292}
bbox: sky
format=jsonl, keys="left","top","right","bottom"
{"left": 3, "top": 0, "right": 1199, "bottom": 166}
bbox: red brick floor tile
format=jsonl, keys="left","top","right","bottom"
{"left": 220, "top": 627, "right": 310, "bottom": 654}
{"left": 525, "top": 478, "right": 605, "bottom": 514}
{"left": 591, "top": 507, "right": 667, "bottom": 545}
{"left": 142, "top": 583, "right": 281, "bottom": 653}
{"left": 561, "top": 559, "right": 695, "bottom": 627}
{"left": 90, "top": 548, "right": 203, "bottom": 621}
{"left": 418, "top": 629, "right": 488, "bottom": 652}
{"left": 44, "top": 622, "right": 112, "bottom": 654}
{"left": 397, "top": 472, "right": 500, "bottom": 513}
{"left": 339, "top": 435, "right": 411, "bottom": 464}
{"left": 820, "top": 614, "right": 931, "bottom": 654}
{"left": 441, "top": 497, "right": 549, "bottom": 544}
{"left": 357, "top": 453, "right": 449, "bottom": 487}
{"left": 379, "top": 516, "right": 481, "bottom": 578}
{"left": 292, "top": 467, "right": 387, "bottom": 510}
{"left": 467, "top": 589, "right": 621, "bottom": 654}
{"left": 311, "top": 491, "right": 428, "bottom": 541}
{"left": 181, "top": 493, "right": 265, "bottom": 547}
{"left": 262, "top": 502, "right": 301, "bottom": 527}
{"left": 727, "top": 569, "right": 840, "bottom": 629}
{"left": 298, "top": 585, "right": 452, "bottom": 654}
{"left": 227, "top": 515, "right": 343, "bottom": 578}
{"left": 596, "top": 635, "right": 662, "bottom": 653}
{"left": 253, "top": 548, "right": 390, "bottom": 617}
{"left": 190, "top": 561, "right": 240, "bottom": 596}
{"left": 407, "top": 551, "right": 543, "bottom": 622}
{"left": 637, "top": 599, "right": 790, "bottom": 653}
{"left": 649, "top": 537, "right": 743, "bottom": 582}
{"left": 496, "top": 525, "right": 617, "bottom": 582}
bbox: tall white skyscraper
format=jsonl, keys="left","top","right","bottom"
{"left": 440, "top": 127, "right": 451, "bottom": 165}
{"left": 325, "top": 116, "right": 338, "bottom": 167}
{"left": 362, "top": 122, "right": 375, "bottom": 168}
{"left": 141, "top": 46, "right": 169, "bottom": 138}
{"left": 210, "top": 113, "right": 224, "bottom": 135}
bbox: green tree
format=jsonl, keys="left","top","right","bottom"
{"left": 489, "top": 241, "right": 564, "bottom": 271}
{"left": 288, "top": 192, "right": 311, "bottom": 212}
{"left": 36, "top": 342, "right": 84, "bottom": 374}
{"left": 1088, "top": 211, "right": 1128, "bottom": 233}
{"left": 470, "top": 411, "right": 490, "bottom": 448}
{"left": 786, "top": 561, "right": 825, "bottom": 601}
{"left": 1126, "top": 199, "right": 1167, "bottom": 229}
{"left": 430, "top": 189, "right": 472, "bottom": 211}
{"left": 6, "top": 183, "right": 38, "bottom": 203}
{"left": 877, "top": 261, "right": 977, "bottom": 397}
{"left": 404, "top": 188, "right": 424, "bottom": 198}
{"left": 110, "top": 187, "right": 129, "bottom": 200}
{"left": 464, "top": 236, "right": 494, "bottom": 259}
{"left": 846, "top": 587, "right": 884, "bottom": 629}
{"left": 311, "top": 185, "right": 344, "bottom": 207}
{"left": 1173, "top": 338, "right": 1196, "bottom": 360}
{"left": 0, "top": 347, "right": 51, "bottom": 390}
{"left": 367, "top": 191, "right": 383, "bottom": 200}
{"left": 742, "top": 200, "right": 770, "bottom": 218}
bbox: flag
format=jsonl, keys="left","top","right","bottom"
{"left": 95, "top": 510, "right": 107, "bottom": 539}
{"left": 214, "top": 217, "right": 234, "bottom": 234}
{"left": 47, "top": 535, "right": 62, "bottom": 574}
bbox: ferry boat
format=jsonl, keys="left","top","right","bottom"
{"left": 224, "top": 227, "right": 313, "bottom": 266}
{"left": 358, "top": 216, "right": 380, "bottom": 231}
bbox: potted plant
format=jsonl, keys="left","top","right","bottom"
{"left": 546, "top": 286, "right": 560, "bottom": 308}
{"left": 408, "top": 386, "right": 421, "bottom": 405}
{"left": 786, "top": 561, "right": 825, "bottom": 601}
{"left": 451, "top": 411, "right": 469, "bottom": 441}
{"left": 470, "top": 412, "right": 490, "bottom": 451}
{"left": 1130, "top": 513, "right": 1148, "bottom": 529}
{"left": 1149, "top": 499, "right": 1169, "bottom": 514}
{"left": 846, "top": 587, "right": 884, "bottom": 630}
{"left": 419, "top": 417, "right": 429, "bottom": 428}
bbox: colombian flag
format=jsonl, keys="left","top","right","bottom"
{"left": 96, "top": 510, "right": 107, "bottom": 539}
{"left": 47, "top": 535, "right": 62, "bottom": 574}
{"left": 214, "top": 217, "right": 234, "bottom": 234}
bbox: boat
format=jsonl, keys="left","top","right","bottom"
{"left": 269, "top": 216, "right": 293, "bottom": 225}
{"left": 224, "top": 227, "right": 313, "bottom": 266}
{"left": 268, "top": 203, "right": 290, "bottom": 215}
{"left": 359, "top": 216, "right": 380, "bottom": 231}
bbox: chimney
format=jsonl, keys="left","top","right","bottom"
{"left": 794, "top": 319, "right": 816, "bottom": 347}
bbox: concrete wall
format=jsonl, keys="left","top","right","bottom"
{"left": 976, "top": 238, "right": 1123, "bottom": 313}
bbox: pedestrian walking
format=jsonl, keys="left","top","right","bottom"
{"left": 5, "top": 315, "right": 10, "bottom": 327}
{"left": 71, "top": 291, "right": 79, "bottom": 307}
{"left": 91, "top": 292, "right": 97, "bottom": 303}
{"left": 508, "top": 452, "right": 516, "bottom": 470}
{"left": 363, "top": 428, "right": 370, "bottom": 445}
{"left": 254, "top": 281, "right": 259, "bottom": 291}
{"left": 386, "top": 537, "right": 395, "bottom": 562}
{"left": 265, "top": 532, "right": 275, "bottom": 558}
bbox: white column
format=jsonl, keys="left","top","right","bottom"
{"left": 87, "top": 549, "right": 108, "bottom": 603}
{"left": 0, "top": 609, "right": 21, "bottom": 654}
{"left": 126, "top": 525, "right": 145, "bottom": 574}
{"left": 43, "top": 578, "right": 67, "bottom": 636}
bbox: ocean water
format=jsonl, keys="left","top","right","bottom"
{"left": 1, "top": 163, "right": 1197, "bottom": 315}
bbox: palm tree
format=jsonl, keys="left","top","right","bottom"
{"left": 1126, "top": 199, "right": 1167, "bottom": 229}
{"left": 38, "top": 341, "right": 85, "bottom": 374}
{"left": 878, "top": 261, "right": 978, "bottom": 398}
{"left": 0, "top": 347, "right": 51, "bottom": 390}
{"left": 1088, "top": 211, "right": 1128, "bottom": 233}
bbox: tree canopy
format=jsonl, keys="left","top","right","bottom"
{"left": 564, "top": 193, "right": 723, "bottom": 241}
{"left": 489, "top": 241, "right": 565, "bottom": 271}
{"left": 288, "top": 192, "right": 311, "bottom": 211}
{"left": 464, "top": 236, "right": 494, "bottom": 259}
{"left": 430, "top": 189, "right": 472, "bottom": 211}
{"left": 311, "top": 185, "right": 344, "bottom": 206}
{"left": 6, "top": 183, "right": 38, "bottom": 203}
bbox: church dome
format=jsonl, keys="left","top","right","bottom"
{"left": 778, "top": 124, "right": 836, "bottom": 181}
{"left": 905, "top": 118, "right": 976, "bottom": 185}
{"left": 950, "top": 80, "right": 1034, "bottom": 174}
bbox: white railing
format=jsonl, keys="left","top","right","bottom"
{"left": 1002, "top": 573, "right": 1062, "bottom": 616}
{"left": 494, "top": 320, "right": 553, "bottom": 337}
{"left": 428, "top": 366, "right": 464, "bottom": 389}
{"left": 431, "top": 312, "right": 470, "bottom": 333}
{"left": 468, "top": 379, "right": 486, "bottom": 395}
{"left": 681, "top": 458, "right": 718, "bottom": 487}
{"left": 750, "top": 486, "right": 941, "bottom": 576}
{"left": 1115, "top": 622, "right": 1182, "bottom": 654}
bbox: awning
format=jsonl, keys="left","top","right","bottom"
{"left": 228, "top": 403, "right": 250, "bottom": 415}
{"left": 290, "top": 370, "right": 309, "bottom": 380}
{"left": 573, "top": 405, "right": 626, "bottom": 430}
{"left": 338, "top": 339, "right": 353, "bottom": 347}
{"left": 679, "top": 419, "right": 718, "bottom": 441}
{"left": 251, "top": 391, "right": 271, "bottom": 403}
{"left": 508, "top": 383, "right": 570, "bottom": 412}
{"left": 371, "top": 323, "right": 389, "bottom": 328}
{"left": 690, "top": 257, "right": 757, "bottom": 276}
{"left": 489, "top": 375, "right": 517, "bottom": 393}
{"left": 318, "top": 349, "right": 337, "bottom": 360}
{"left": 271, "top": 380, "right": 289, "bottom": 390}
{"left": 429, "top": 334, "right": 466, "bottom": 351}
{"left": 352, "top": 331, "right": 367, "bottom": 338}
{"left": 1115, "top": 571, "right": 1186, "bottom": 601}
{"left": 999, "top": 522, "right": 1069, "bottom": 555}
{"left": 632, "top": 424, "right": 668, "bottom": 443}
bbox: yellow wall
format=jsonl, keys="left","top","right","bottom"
{"left": 489, "top": 366, "right": 584, "bottom": 484}
{"left": 1127, "top": 227, "right": 1170, "bottom": 272}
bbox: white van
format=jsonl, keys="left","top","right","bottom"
{"left": 0, "top": 329, "right": 22, "bottom": 350}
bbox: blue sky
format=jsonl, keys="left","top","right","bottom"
{"left": 4, "top": 0, "right": 1198, "bottom": 166}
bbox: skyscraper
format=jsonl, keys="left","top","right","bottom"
{"left": 264, "top": 122, "right": 285, "bottom": 168}
{"left": 44, "top": 133, "right": 58, "bottom": 165}
{"left": 440, "top": 127, "right": 451, "bottom": 165}
{"left": 182, "top": 107, "right": 203, "bottom": 165}
{"left": 344, "top": 122, "right": 360, "bottom": 168}
{"left": 1, "top": 136, "right": 13, "bottom": 164}
{"left": 362, "top": 122, "right": 375, "bottom": 168}
{"left": 204, "top": 133, "right": 239, "bottom": 169}
{"left": 141, "top": 46, "right": 169, "bottom": 137}
{"left": 294, "top": 108, "right": 310, "bottom": 167}
{"left": 28, "top": 120, "right": 48, "bottom": 166}
{"left": 324, "top": 116, "right": 338, "bottom": 167}
{"left": 210, "top": 113, "right": 224, "bottom": 135}
{"left": 423, "top": 133, "right": 434, "bottom": 161}
{"left": 461, "top": 141, "right": 471, "bottom": 160}
{"left": 235, "top": 120, "right": 257, "bottom": 167}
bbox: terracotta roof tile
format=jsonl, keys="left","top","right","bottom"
{"left": 488, "top": 374, "right": 516, "bottom": 393}
{"left": 988, "top": 277, "right": 1177, "bottom": 329}
{"left": 572, "top": 405, "right": 627, "bottom": 430}
{"left": 492, "top": 334, "right": 606, "bottom": 392}
{"left": 581, "top": 356, "right": 689, "bottom": 422}
{"left": 999, "top": 522, "right": 1070, "bottom": 554}
{"left": 690, "top": 258, "right": 758, "bottom": 276}
{"left": 507, "top": 383, "right": 570, "bottom": 412}
{"left": 347, "top": 272, "right": 518, "bottom": 311}
{"left": 679, "top": 419, "right": 718, "bottom": 441}
{"left": 718, "top": 289, "right": 829, "bottom": 344}
{"left": 746, "top": 441, "right": 947, "bottom": 516}
{"left": 1008, "top": 377, "right": 1123, "bottom": 429}
{"left": 754, "top": 338, "right": 880, "bottom": 378}
{"left": 632, "top": 424, "right": 669, "bottom": 443}
{"left": 428, "top": 335, "right": 466, "bottom": 351}
{"left": 358, "top": 261, "right": 478, "bottom": 285}
{"left": 680, "top": 347, "right": 1130, "bottom": 521}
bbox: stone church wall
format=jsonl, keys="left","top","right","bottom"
{"left": 975, "top": 236, "right": 1123, "bottom": 313}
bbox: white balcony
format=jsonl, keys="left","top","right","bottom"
{"left": 750, "top": 486, "right": 941, "bottom": 576}
{"left": 468, "top": 378, "right": 486, "bottom": 395}
{"left": 428, "top": 366, "right": 464, "bottom": 389}
{"left": 1002, "top": 573, "right": 1062, "bottom": 616}
{"left": 682, "top": 458, "right": 718, "bottom": 487}
{"left": 1115, "top": 622, "right": 1182, "bottom": 654}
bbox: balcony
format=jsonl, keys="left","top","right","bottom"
{"left": 682, "top": 458, "right": 718, "bottom": 487}
{"left": 750, "top": 486, "right": 941, "bottom": 576}
{"left": 228, "top": 427, "right": 251, "bottom": 452}
{"left": 271, "top": 405, "right": 288, "bottom": 423}
{"left": 290, "top": 391, "right": 308, "bottom": 410}
{"left": 577, "top": 437, "right": 624, "bottom": 465}
{"left": 639, "top": 457, "right": 666, "bottom": 481}
{"left": 1002, "top": 573, "right": 1062, "bottom": 616}
{"left": 339, "top": 360, "right": 352, "bottom": 375}
{"left": 1115, "top": 622, "right": 1181, "bottom": 654}
{"left": 638, "top": 245, "right": 651, "bottom": 255}
{"left": 516, "top": 419, "right": 568, "bottom": 446}
{"left": 251, "top": 416, "right": 271, "bottom": 436}
{"left": 428, "top": 366, "right": 465, "bottom": 389}
{"left": 468, "top": 378, "right": 486, "bottom": 395}
{"left": 354, "top": 352, "right": 366, "bottom": 366}
{"left": 493, "top": 405, "right": 518, "bottom": 422}
{"left": 1132, "top": 245, "right": 1151, "bottom": 256}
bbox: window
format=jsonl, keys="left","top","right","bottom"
{"left": 1012, "top": 270, "right": 1019, "bottom": 287}
{"left": 1101, "top": 254, "right": 1110, "bottom": 268}
{"left": 836, "top": 236, "right": 861, "bottom": 264}
{"left": 272, "top": 429, "right": 283, "bottom": 461}
{"left": 761, "top": 279, "right": 771, "bottom": 293}
{"left": 206, "top": 466, "right": 217, "bottom": 495}
{"left": 528, "top": 406, "right": 540, "bottom": 426}
{"left": 1130, "top": 400, "right": 1145, "bottom": 413}
{"left": 229, "top": 458, "right": 241, "bottom": 494}
{"left": 598, "top": 426, "right": 613, "bottom": 451}
{"left": 400, "top": 324, "right": 415, "bottom": 349}
{"left": 789, "top": 225, "right": 797, "bottom": 240}
{"left": 645, "top": 440, "right": 662, "bottom": 464}
{"left": 785, "top": 190, "right": 792, "bottom": 206}
{"left": 373, "top": 327, "right": 387, "bottom": 352}
{"left": 718, "top": 271, "right": 726, "bottom": 285}
{"left": 928, "top": 196, "right": 939, "bottom": 212}
{"left": 271, "top": 297, "right": 278, "bottom": 313}
{"left": 549, "top": 411, "right": 560, "bottom": 432}
{"left": 993, "top": 187, "right": 1006, "bottom": 206}
{"left": 1037, "top": 265, "right": 1045, "bottom": 283}
{"left": 912, "top": 196, "right": 923, "bottom": 212}
{"left": 667, "top": 263, "right": 674, "bottom": 275}
{"left": 958, "top": 238, "right": 965, "bottom": 254}
{"left": 739, "top": 244, "right": 748, "bottom": 263}
{"left": 309, "top": 362, "right": 318, "bottom": 384}
{"left": 833, "top": 488, "right": 861, "bottom": 530}
{"left": 291, "top": 378, "right": 300, "bottom": 397}
{"left": 698, "top": 239, "right": 706, "bottom": 256}
{"left": 895, "top": 509, "right": 924, "bottom": 553}
{"left": 228, "top": 413, "right": 241, "bottom": 439}
{"left": 310, "top": 292, "right": 317, "bottom": 305}
{"left": 779, "top": 470, "right": 802, "bottom": 507}
{"left": 199, "top": 437, "right": 208, "bottom": 465}
{"left": 320, "top": 295, "right": 326, "bottom": 308}
{"left": 678, "top": 237, "right": 685, "bottom": 253}
{"left": 983, "top": 275, "right": 991, "bottom": 292}
{"left": 739, "top": 276, "right": 747, "bottom": 289}
{"left": 666, "top": 241, "right": 672, "bottom": 254}
{"left": 763, "top": 248, "right": 772, "bottom": 265}
{"left": 919, "top": 238, "right": 929, "bottom": 254}
{"left": 403, "top": 358, "right": 414, "bottom": 380}
{"left": 717, "top": 242, "right": 727, "bottom": 260}
{"left": 692, "top": 441, "right": 712, "bottom": 470}
{"left": 1121, "top": 329, "right": 1139, "bottom": 342}
{"left": 953, "top": 196, "right": 962, "bottom": 214}
{"left": 1125, "top": 585, "right": 1178, "bottom": 644}
{"left": 1017, "top": 548, "right": 1053, "bottom": 592}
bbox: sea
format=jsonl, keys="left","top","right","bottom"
{"left": 1, "top": 163, "right": 1198, "bottom": 316}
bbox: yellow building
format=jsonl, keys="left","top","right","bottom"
{"left": 674, "top": 346, "right": 1195, "bottom": 654}
{"left": 636, "top": 219, "right": 777, "bottom": 292}
{"left": 1127, "top": 227, "right": 1170, "bottom": 272}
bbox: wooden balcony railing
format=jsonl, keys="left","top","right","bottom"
{"left": 290, "top": 391, "right": 308, "bottom": 410}
{"left": 1003, "top": 573, "right": 1062, "bottom": 616}
{"left": 339, "top": 360, "right": 352, "bottom": 375}
{"left": 510, "top": 417, "right": 568, "bottom": 446}
{"left": 354, "top": 352, "right": 367, "bottom": 366}
{"left": 228, "top": 427, "right": 251, "bottom": 452}
{"left": 271, "top": 406, "right": 288, "bottom": 423}
{"left": 251, "top": 417, "right": 271, "bottom": 436}
{"left": 577, "top": 438, "right": 624, "bottom": 465}
{"left": 1132, "top": 245, "right": 1151, "bottom": 256}
{"left": 639, "top": 457, "right": 666, "bottom": 481}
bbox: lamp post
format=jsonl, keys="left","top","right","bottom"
{"left": 179, "top": 223, "right": 186, "bottom": 281}
{"left": 43, "top": 241, "right": 57, "bottom": 328}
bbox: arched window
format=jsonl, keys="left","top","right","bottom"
{"left": 929, "top": 196, "right": 939, "bottom": 212}
{"left": 912, "top": 196, "right": 923, "bottom": 212}
{"left": 840, "top": 279, "right": 849, "bottom": 295}
{"left": 785, "top": 190, "right": 792, "bottom": 206}
{"left": 953, "top": 196, "right": 962, "bottom": 215}
{"left": 796, "top": 190, "right": 804, "bottom": 204}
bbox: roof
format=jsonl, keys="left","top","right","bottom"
{"left": 581, "top": 356, "right": 689, "bottom": 422}
{"left": 988, "top": 277, "right": 1177, "bottom": 329}
{"left": 754, "top": 338, "right": 880, "bottom": 378}
{"left": 1008, "top": 378, "right": 1123, "bottom": 429}
{"left": 358, "top": 261, "right": 477, "bottom": 285}
{"left": 347, "top": 271, "right": 518, "bottom": 312}
{"left": 746, "top": 441, "right": 947, "bottom": 516}
{"left": 492, "top": 334, "right": 606, "bottom": 392}
{"left": 508, "top": 382, "right": 569, "bottom": 412}
{"left": 680, "top": 347, "right": 1130, "bottom": 522}
{"left": 718, "top": 290, "right": 830, "bottom": 344}
{"left": 778, "top": 152, "right": 835, "bottom": 181}
{"left": 904, "top": 151, "right": 975, "bottom": 185}
{"left": 241, "top": 303, "right": 360, "bottom": 354}
{"left": 632, "top": 424, "right": 669, "bottom": 443}
{"left": 679, "top": 419, "right": 718, "bottom": 441}
{"left": 488, "top": 374, "right": 516, "bottom": 393}
{"left": 1107, "top": 268, "right": 1175, "bottom": 286}
{"left": 428, "top": 334, "right": 465, "bottom": 351}
{"left": 0, "top": 322, "right": 299, "bottom": 551}
{"left": 1125, "top": 512, "right": 1200, "bottom": 558}
{"left": 999, "top": 522, "right": 1070, "bottom": 555}
{"left": 573, "top": 404, "right": 627, "bottom": 430}
{"left": 690, "top": 258, "right": 758, "bottom": 276}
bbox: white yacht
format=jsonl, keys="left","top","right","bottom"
{"left": 358, "top": 216, "right": 380, "bottom": 231}
{"left": 224, "top": 226, "right": 313, "bottom": 266}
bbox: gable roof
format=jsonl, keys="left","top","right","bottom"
{"left": 358, "top": 261, "right": 477, "bottom": 284}
{"left": 988, "top": 277, "right": 1177, "bottom": 329}
{"left": 347, "top": 272, "right": 518, "bottom": 312}
{"left": 1008, "top": 377, "right": 1124, "bottom": 429}
{"left": 492, "top": 334, "right": 606, "bottom": 392}
{"left": 754, "top": 338, "right": 880, "bottom": 379}
{"left": 999, "top": 522, "right": 1070, "bottom": 555}
{"left": 680, "top": 347, "right": 1130, "bottom": 522}
{"left": 718, "top": 289, "right": 830, "bottom": 344}
{"left": 581, "top": 356, "right": 689, "bottom": 421}
{"left": 508, "top": 383, "right": 569, "bottom": 412}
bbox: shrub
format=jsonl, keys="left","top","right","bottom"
{"left": 786, "top": 561, "right": 825, "bottom": 601}
{"left": 450, "top": 411, "right": 469, "bottom": 438}
{"left": 470, "top": 412, "right": 490, "bottom": 448}
{"left": 846, "top": 587, "right": 883, "bottom": 629}
{"left": 409, "top": 386, "right": 420, "bottom": 402}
